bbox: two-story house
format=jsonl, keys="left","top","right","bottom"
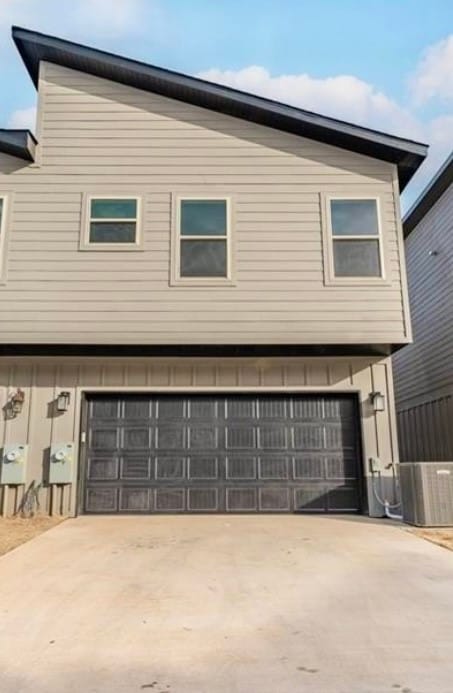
{"left": 0, "top": 27, "right": 427, "bottom": 517}
{"left": 394, "top": 152, "right": 453, "bottom": 462}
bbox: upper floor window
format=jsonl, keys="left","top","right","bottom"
{"left": 80, "top": 196, "right": 142, "bottom": 250}
{"left": 171, "top": 196, "right": 234, "bottom": 285}
{"left": 323, "top": 196, "right": 385, "bottom": 282}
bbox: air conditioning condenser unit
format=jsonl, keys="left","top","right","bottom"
{"left": 400, "top": 462, "right": 453, "bottom": 527}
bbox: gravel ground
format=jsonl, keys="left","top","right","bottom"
{"left": 0, "top": 516, "right": 63, "bottom": 556}
{"left": 413, "top": 528, "right": 453, "bottom": 551}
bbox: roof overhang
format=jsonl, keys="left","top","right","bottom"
{"left": 0, "top": 128, "right": 36, "bottom": 161}
{"left": 403, "top": 152, "right": 453, "bottom": 236}
{"left": 0, "top": 343, "right": 399, "bottom": 357}
{"left": 12, "top": 26, "right": 428, "bottom": 190}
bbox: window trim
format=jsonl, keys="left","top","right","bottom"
{"left": 321, "top": 193, "right": 389, "bottom": 286}
{"left": 170, "top": 193, "right": 235, "bottom": 286}
{"left": 0, "top": 194, "right": 11, "bottom": 285}
{"left": 79, "top": 194, "right": 143, "bottom": 251}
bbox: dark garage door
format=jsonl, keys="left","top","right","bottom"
{"left": 82, "top": 394, "right": 362, "bottom": 513}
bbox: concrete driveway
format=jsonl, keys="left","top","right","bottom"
{"left": 1, "top": 516, "right": 453, "bottom": 693}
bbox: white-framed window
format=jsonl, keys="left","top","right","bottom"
{"left": 322, "top": 195, "right": 386, "bottom": 283}
{"left": 171, "top": 195, "right": 234, "bottom": 285}
{"left": 80, "top": 195, "right": 143, "bottom": 250}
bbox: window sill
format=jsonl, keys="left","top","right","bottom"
{"left": 170, "top": 276, "right": 237, "bottom": 287}
{"left": 323, "top": 274, "right": 392, "bottom": 288}
{"left": 78, "top": 244, "right": 145, "bottom": 252}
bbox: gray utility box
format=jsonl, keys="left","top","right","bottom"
{"left": 1, "top": 444, "right": 28, "bottom": 484}
{"left": 400, "top": 462, "right": 453, "bottom": 526}
{"left": 49, "top": 443, "right": 74, "bottom": 484}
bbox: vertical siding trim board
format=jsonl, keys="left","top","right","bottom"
{"left": 33, "top": 63, "right": 45, "bottom": 167}
{"left": 391, "top": 167, "right": 412, "bottom": 341}
{"left": 77, "top": 392, "right": 89, "bottom": 516}
{"left": 0, "top": 192, "right": 13, "bottom": 285}
{"left": 370, "top": 362, "right": 381, "bottom": 459}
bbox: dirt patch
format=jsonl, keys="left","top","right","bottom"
{"left": 0, "top": 516, "right": 64, "bottom": 557}
{"left": 413, "top": 529, "right": 453, "bottom": 552}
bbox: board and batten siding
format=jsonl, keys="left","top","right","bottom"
{"left": 0, "top": 61, "right": 409, "bottom": 345}
{"left": 0, "top": 356, "right": 399, "bottom": 517}
{"left": 393, "top": 184, "right": 453, "bottom": 461}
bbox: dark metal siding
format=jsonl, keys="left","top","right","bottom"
{"left": 403, "top": 152, "right": 453, "bottom": 236}
{"left": 397, "top": 395, "right": 453, "bottom": 462}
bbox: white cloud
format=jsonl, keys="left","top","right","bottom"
{"left": 198, "top": 66, "right": 422, "bottom": 140}
{"left": 427, "top": 114, "right": 453, "bottom": 150}
{"left": 411, "top": 35, "right": 453, "bottom": 104}
{"left": 197, "top": 64, "right": 452, "bottom": 209}
{"left": 0, "top": 0, "right": 28, "bottom": 25}
{"left": 0, "top": 0, "right": 152, "bottom": 39}
{"left": 1, "top": 13, "right": 450, "bottom": 210}
{"left": 7, "top": 105, "right": 36, "bottom": 130}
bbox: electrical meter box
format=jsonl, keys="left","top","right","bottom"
{"left": 1, "top": 444, "right": 28, "bottom": 484}
{"left": 49, "top": 443, "right": 74, "bottom": 484}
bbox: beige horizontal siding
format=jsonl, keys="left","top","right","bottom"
{"left": 0, "top": 180, "right": 395, "bottom": 192}
{"left": 1, "top": 329, "right": 405, "bottom": 343}
{"left": 0, "top": 61, "right": 408, "bottom": 345}
{"left": 0, "top": 288, "right": 403, "bottom": 300}
{"left": 0, "top": 282, "right": 404, "bottom": 293}
{"left": 0, "top": 301, "right": 402, "bottom": 312}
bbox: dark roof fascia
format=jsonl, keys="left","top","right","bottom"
{"left": 0, "top": 129, "right": 36, "bottom": 161}
{"left": 403, "top": 152, "right": 453, "bottom": 237}
{"left": 12, "top": 26, "right": 428, "bottom": 190}
{"left": 0, "top": 343, "right": 396, "bottom": 357}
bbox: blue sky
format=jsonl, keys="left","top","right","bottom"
{"left": 0, "top": 0, "right": 452, "bottom": 208}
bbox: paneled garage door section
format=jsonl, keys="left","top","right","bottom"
{"left": 83, "top": 394, "right": 362, "bottom": 514}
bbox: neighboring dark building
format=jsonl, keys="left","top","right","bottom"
{"left": 394, "top": 152, "right": 453, "bottom": 461}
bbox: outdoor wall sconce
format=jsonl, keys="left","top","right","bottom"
{"left": 10, "top": 388, "right": 25, "bottom": 416}
{"left": 56, "top": 391, "right": 71, "bottom": 412}
{"left": 370, "top": 391, "right": 385, "bottom": 412}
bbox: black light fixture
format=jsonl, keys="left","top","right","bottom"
{"left": 11, "top": 388, "right": 25, "bottom": 415}
{"left": 370, "top": 391, "right": 385, "bottom": 412}
{"left": 56, "top": 391, "right": 71, "bottom": 412}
